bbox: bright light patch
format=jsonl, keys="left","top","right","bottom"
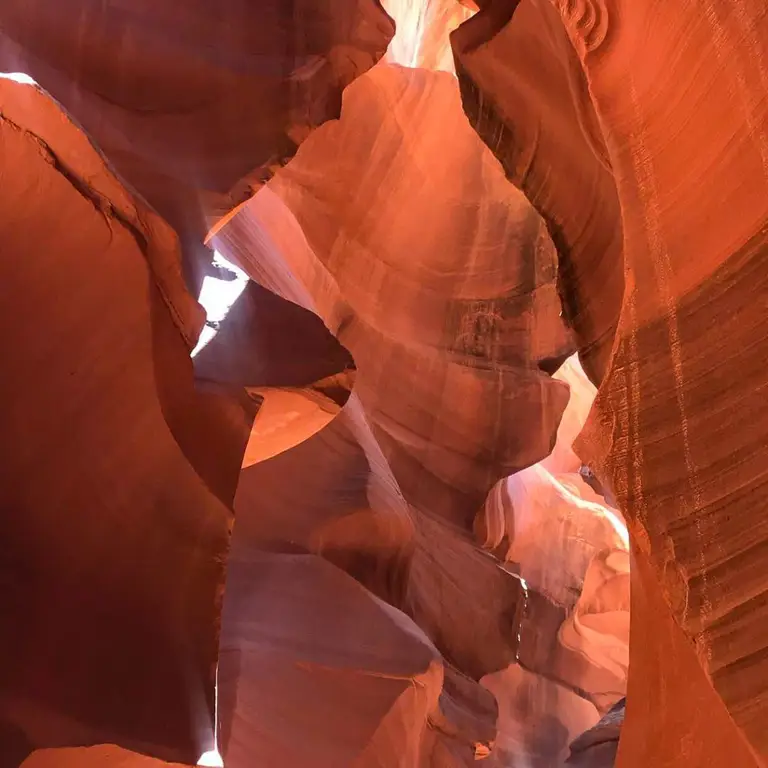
{"left": 191, "top": 251, "right": 249, "bottom": 358}
{"left": 0, "top": 72, "right": 37, "bottom": 84}
{"left": 197, "top": 668, "right": 223, "bottom": 766}
{"left": 381, "top": 0, "right": 473, "bottom": 72}
{"left": 537, "top": 464, "right": 630, "bottom": 550}
{"left": 197, "top": 750, "right": 223, "bottom": 767}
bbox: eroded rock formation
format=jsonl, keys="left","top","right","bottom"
{"left": 452, "top": 0, "right": 623, "bottom": 386}
{"left": 2, "top": 0, "right": 767, "bottom": 766}
{"left": 0, "top": 0, "right": 395, "bottom": 284}
{"left": 454, "top": 0, "right": 768, "bottom": 765}
{"left": 0, "top": 1, "right": 393, "bottom": 764}
{"left": 202, "top": 57, "right": 631, "bottom": 765}
{"left": 0, "top": 79, "right": 248, "bottom": 765}
{"left": 20, "top": 746, "right": 189, "bottom": 768}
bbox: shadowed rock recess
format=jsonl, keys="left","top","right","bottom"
{"left": 0, "top": 0, "right": 765, "bottom": 766}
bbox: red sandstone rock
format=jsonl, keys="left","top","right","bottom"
{"left": 0, "top": 32, "right": 618, "bottom": 768}
{"left": 476, "top": 354, "right": 628, "bottom": 751}
{"left": 481, "top": 664, "right": 599, "bottom": 766}
{"left": 0, "top": 80, "right": 250, "bottom": 764}
{"left": 565, "top": 698, "right": 624, "bottom": 766}
{"left": 0, "top": 0, "right": 394, "bottom": 287}
{"left": 202, "top": 54, "right": 637, "bottom": 764}
{"left": 9, "top": 0, "right": 768, "bottom": 764}
{"left": 0, "top": 8, "right": 396, "bottom": 758}
{"left": 21, "top": 746, "right": 188, "bottom": 768}
{"left": 451, "top": 0, "right": 623, "bottom": 385}
{"left": 456, "top": 0, "right": 768, "bottom": 763}
{"left": 382, "top": 0, "right": 473, "bottom": 72}
{"left": 0, "top": 1, "right": 391, "bottom": 410}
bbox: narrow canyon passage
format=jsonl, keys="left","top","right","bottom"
{"left": 1, "top": 0, "right": 767, "bottom": 767}
{"left": 197, "top": 4, "right": 630, "bottom": 760}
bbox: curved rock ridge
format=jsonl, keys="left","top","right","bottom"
{"left": 557, "top": 549, "right": 630, "bottom": 711}
{"left": 265, "top": 62, "right": 574, "bottom": 503}
{"left": 203, "top": 57, "right": 635, "bottom": 764}
{"left": 209, "top": 55, "right": 573, "bottom": 631}
{"left": 481, "top": 665, "right": 600, "bottom": 766}
{"left": 233, "top": 392, "right": 415, "bottom": 609}
{"left": 0, "top": 18, "right": 393, "bottom": 760}
{"left": 453, "top": 0, "right": 768, "bottom": 764}
{"left": 0, "top": 12, "right": 396, "bottom": 758}
{"left": 16, "top": 0, "right": 768, "bottom": 763}
{"left": 451, "top": 0, "right": 623, "bottom": 386}
{"left": 0, "top": 79, "right": 253, "bottom": 764}
{"left": 558, "top": 0, "right": 768, "bottom": 762}
{"left": 20, "top": 746, "right": 190, "bottom": 768}
{"left": 0, "top": 1, "right": 394, "bottom": 403}
{"left": 239, "top": 383, "right": 345, "bottom": 468}
{"left": 0, "top": 0, "right": 395, "bottom": 288}
{"left": 565, "top": 698, "right": 624, "bottom": 767}
{"left": 218, "top": 553, "right": 444, "bottom": 768}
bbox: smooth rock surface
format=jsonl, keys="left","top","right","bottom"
{"left": 565, "top": 698, "right": 624, "bottom": 767}
{"left": 10, "top": 0, "right": 768, "bottom": 764}
{"left": 21, "top": 746, "right": 188, "bottom": 768}
{"left": 452, "top": 0, "right": 623, "bottom": 385}
{"left": 0, "top": 80, "right": 250, "bottom": 764}
{"left": 0, "top": 0, "right": 395, "bottom": 288}
{"left": 456, "top": 0, "right": 768, "bottom": 762}
{"left": 208, "top": 57, "right": 578, "bottom": 763}
{"left": 218, "top": 553, "right": 443, "bottom": 768}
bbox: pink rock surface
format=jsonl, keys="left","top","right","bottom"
{"left": 481, "top": 665, "right": 599, "bottom": 766}
{"left": 218, "top": 554, "right": 443, "bottom": 767}
{"left": 0, "top": 0, "right": 394, "bottom": 287}
{"left": 452, "top": 0, "right": 623, "bottom": 385}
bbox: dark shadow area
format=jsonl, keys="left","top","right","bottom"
{"left": 193, "top": 282, "right": 354, "bottom": 389}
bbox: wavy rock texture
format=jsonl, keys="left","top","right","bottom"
{"left": 0, "top": 3, "right": 395, "bottom": 763}
{"left": 482, "top": 665, "right": 599, "bottom": 766}
{"left": 0, "top": 8, "right": 629, "bottom": 768}
{"left": 203, "top": 59, "right": 605, "bottom": 764}
{"left": 0, "top": 0, "right": 394, "bottom": 284}
{"left": 239, "top": 385, "right": 343, "bottom": 468}
{"left": 560, "top": 0, "right": 768, "bottom": 763}
{"left": 454, "top": 0, "right": 768, "bottom": 764}
{"left": 0, "top": 79, "right": 253, "bottom": 765}
{"left": 0, "top": 0, "right": 391, "bottom": 419}
{"left": 12, "top": 0, "right": 768, "bottom": 764}
{"left": 213, "top": 59, "right": 572, "bottom": 587}
{"left": 475, "top": 360, "right": 629, "bottom": 766}
{"left": 382, "top": 0, "right": 473, "bottom": 72}
{"left": 202, "top": 52, "right": 637, "bottom": 764}
{"left": 480, "top": 472, "right": 629, "bottom": 715}
{"left": 557, "top": 549, "right": 630, "bottom": 712}
{"left": 218, "top": 553, "right": 443, "bottom": 767}
{"left": 451, "top": 0, "right": 623, "bottom": 385}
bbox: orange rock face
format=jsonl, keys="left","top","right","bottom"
{"left": 0, "top": 2, "right": 392, "bottom": 764}
{"left": 456, "top": 0, "right": 768, "bottom": 765}
{"left": 3, "top": 0, "right": 768, "bottom": 766}
{"left": 0, "top": 79, "right": 250, "bottom": 766}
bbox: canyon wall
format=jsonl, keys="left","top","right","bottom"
{"left": 2, "top": 0, "right": 766, "bottom": 766}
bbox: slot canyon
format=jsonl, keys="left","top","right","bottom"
{"left": 0, "top": 0, "right": 765, "bottom": 766}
